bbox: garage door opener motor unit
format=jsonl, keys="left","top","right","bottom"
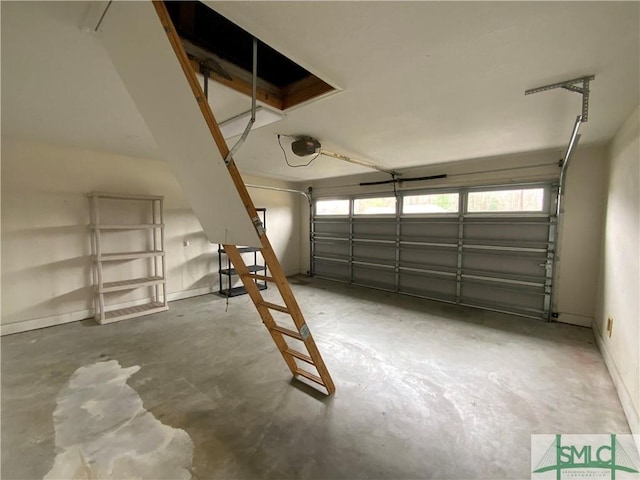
{"left": 292, "top": 137, "right": 321, "bottom": 157}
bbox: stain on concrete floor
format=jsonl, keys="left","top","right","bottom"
{"left": 45, "top": 360, "right": 193, "bottom": 480}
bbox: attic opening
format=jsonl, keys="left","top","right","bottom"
{"left": 165, "top": 1, "right": 336, "bottom": 111}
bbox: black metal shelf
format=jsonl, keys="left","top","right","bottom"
{"left": 219, "top": 265, "right": 266, "bottom": 276}
{"left": 218, "top": 208, "right": 267, "bottom": 297}
{"left": 219, "top": 284, "right": 267, "bottom": 297}
{"left": 218, "top": 246, "right": 261, "bottom": 254}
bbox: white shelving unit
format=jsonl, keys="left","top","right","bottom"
{"left": 89, "top": 192, "right": 168, "bottom": 324}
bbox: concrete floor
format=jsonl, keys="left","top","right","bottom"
{"left": 1, "top": 276, "right": 630, "bottom": 479}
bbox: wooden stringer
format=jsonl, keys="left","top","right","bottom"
{"left": 152, "top": 1, "right": 335, "bottom": 395}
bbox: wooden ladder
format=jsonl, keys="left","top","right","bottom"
{"left": 152, "top": 1, "right": 335, "bottom": 395}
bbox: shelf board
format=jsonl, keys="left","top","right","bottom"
{"left": 219, "top": 284, "right": 267, "bottom": 297}
{"left": 218, "top": 246, "right": 261, "bottom": 254}
{"left": 98, "top": 250, "right": 165, "bottom": 261}
{"left": 98, "top": 276, "right": 165, "bottom": 293}
{"left": 99, "top": 302, "right": 168, "bottom": 324}
{"left": 91, "top": 224, "right": 164, "bottom": 230}
{"left": 89, "top": 192, "right": 164, "bottom": 200}
{"left": 220, "top": 265, "right": 266, "bottom": 276}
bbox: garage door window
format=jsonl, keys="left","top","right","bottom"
{"left": 403, "top": 193, "right": 459, "bottom": 214}
{"left": 315, "top": 199, "right": 350, "bottom": 216}
{"left": 467, "top": 188, "right": 545, "bottom": 213}
{"left": 354, "top": 197, "right": 396, "bottom": 215}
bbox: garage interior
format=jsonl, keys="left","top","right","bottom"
{"left": 1, "top": 1, "right": 639, "bottom": 479}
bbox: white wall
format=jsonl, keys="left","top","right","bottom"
{"left": 243, "top": 175, "right": 301, "bottom": 277}
{"left": 299, "top": 195, "right": 312, "bottom": 276}
{"left": 1, "top": 138, "right": 302, "bottom": 335}
{"left": 301, "top": 146, "right": 609, "bottom": 327}
{"left": 555, "top": 146, "right": 608, "bottom": 327}
{"left": 594, "top": 105, "right": 640, "bottom": 434}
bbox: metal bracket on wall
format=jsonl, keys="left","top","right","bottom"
{"left": 524, "top": 75, "right": 595, "bottom": 122}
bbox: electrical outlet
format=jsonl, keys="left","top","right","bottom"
{"left": 607, "top": 317, "right": 613, "bottom": 337}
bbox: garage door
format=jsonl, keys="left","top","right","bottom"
{"left": 312, "top": 184, "right": 557, "bottom": 320}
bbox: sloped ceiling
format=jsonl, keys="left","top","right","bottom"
{"left": 2, "top": 1, "right": 638, "bottom": 181}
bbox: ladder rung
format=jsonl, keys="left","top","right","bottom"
{"left": 284, "top": 348, "right": 313, "bottom": 364}
{"left": 243, "top": 273, "right": 275, "bottom": 283}
{"left": 259, "top": 301, "right": 289, "bottom": 314}
{"left": 270, "top": 325, "right": 302, "bottom": 341}
{"left": 296, "top": 368, "right": 324, "bottom": 386}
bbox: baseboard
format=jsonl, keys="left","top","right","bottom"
{"left": 167, "top": 286, "right": 216, "bottom": 302}
{"left": 0, "top": 309, "right": 92, "bottom": 336}
{"left": 558, "top": 312, "right": 592, "bottom": 327}
{"left": 1, "top": 286, "right": 218, "bottom": 336}
{"left": 593, "top": 320, "right": 640, "bottom": 434}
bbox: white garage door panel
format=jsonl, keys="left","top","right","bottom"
{"left": 314, "top": 221, "right": 350, "bottom": 236}
{"left": 314, "top": 261, "right": 349, "bottom": 282}
{"left": 462, "top": 251, "right": 547, "bottom": 278}
{"left": 314, "top": 240, "right": 349, "bottom": 258}
{"left": 399, "top": 273, "right": 457, "bottom": 301}
{"left": 352, "top": 244, "right": 395, "bottom": 264}
{"left": 353, "top": 265, "right": 395, "bottom": 290}
{"left": 464, "top": 223, "right": 550, "bottom": 243}
{"left": 353, "top": 220, "right": 395, "bottom": 239}
{"left": 401, "top": 221, "right": 459, "bottom": 241}
{"left": 400, "top": 246, "right": 458, "bottom": 270}
{"left": 98, "top": 1, "right": 259, "bottom": 247}
{"left": 460, "top": 282, "right": 545, "bottom": 315}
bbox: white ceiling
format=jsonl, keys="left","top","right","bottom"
{"left": 2, "top": 1, "right": 638, "bottom": 181}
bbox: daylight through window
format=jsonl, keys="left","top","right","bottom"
{"left": 467, "top": 188, "right": 545, "bottom": 213}
{"left": 353, "top": 197, "right": 397, "bottom": 215}
{"left": 403, "top": 193, "right": 459, "bottom": 214}
{"left": 315, "top": 199, "right": 350, "bottom": 216}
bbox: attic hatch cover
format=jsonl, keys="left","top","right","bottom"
{"left": 165, "top": 1, "right": 335, "bottom": 111}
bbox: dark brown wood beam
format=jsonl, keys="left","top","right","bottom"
{"left": 176, "top": 2, "right": 195, "bottom": 36}
{"left": 282, "top": 75, "right": 334, "bottom": 110}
